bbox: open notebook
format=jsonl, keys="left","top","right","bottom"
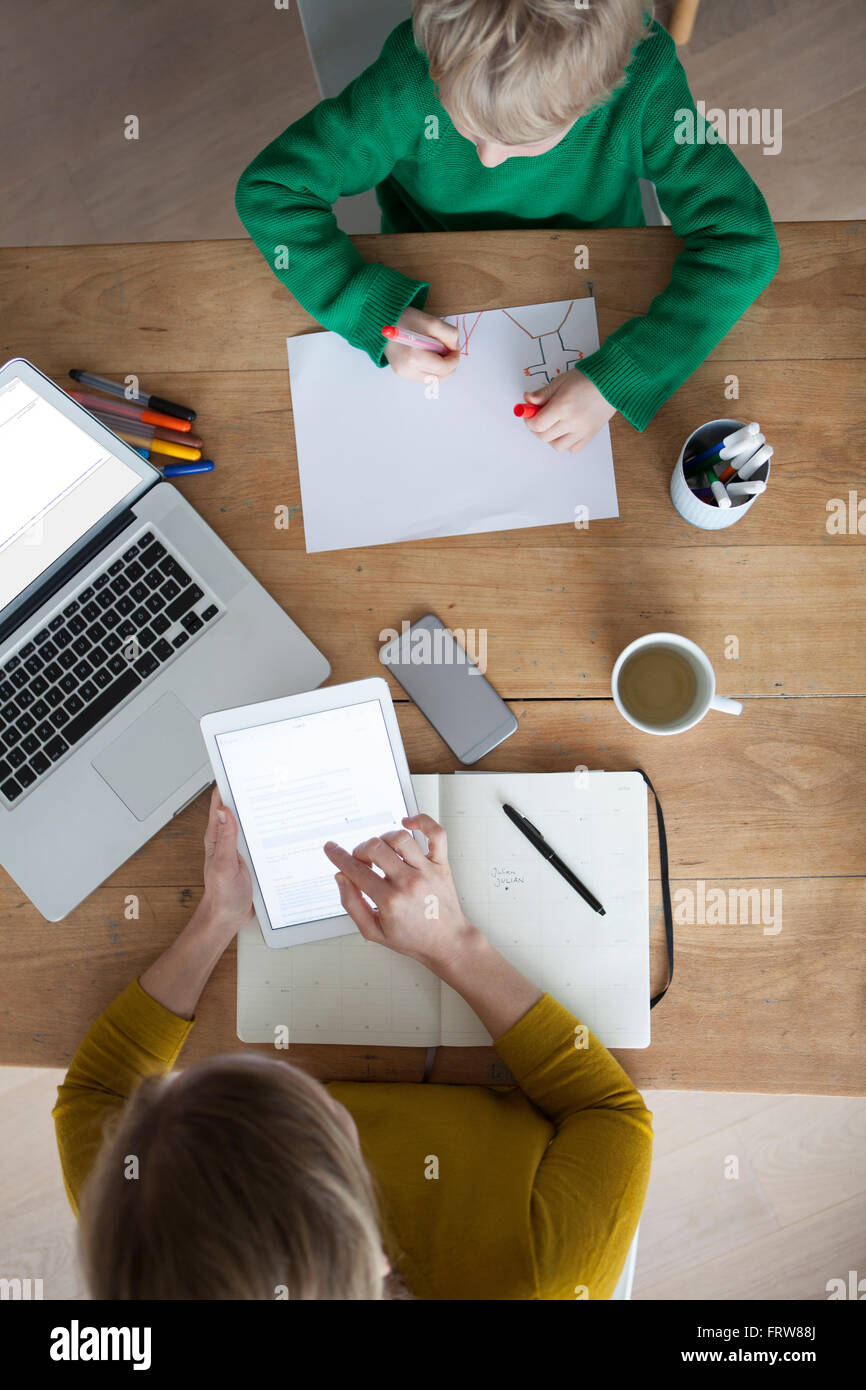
{"left": 237, "top": 771, "right": 650, "bottom": 1049}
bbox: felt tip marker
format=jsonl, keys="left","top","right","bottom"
{"left": 109, "top": 424, "right": 201, "bottom": 461}
{"left": 722, "top": 422, "right": 761, "bottom": 452}
{"left": 684, "top": 423, "right": 763, "bottom": 473}
{"left": 90, "top": 407, "right": 202, "bottom": 449}
{"left": 727, "top": 479, "right": 767, "bottom": 498}
{"left": 734, "top": 443, "right": 773, "bottom": 480}
{"left": 716, "top": 436, "right": 766, "bottom": 481}
{"left": 67, "top": 389, "right": 191, "bottom": 434}
{"left": 134, "top": 446, "right": 214, "bottom": 476}
{"left": 381, "top": 325, "right": 449, "bottom": 355}
{"left": 704, "top": 471, "right": 732, "bottom": 509}
{"left": 68, "top": 370, "right": 196, "bottom": 422}
{"left": 514, "top": 402, "right": 539, "bottom": 418}
{"left": 158, "top": 460, "right": 214, "bottom": 476}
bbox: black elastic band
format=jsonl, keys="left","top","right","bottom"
{"left": 634, "top": 768, "right": 674, "bottom": 1009}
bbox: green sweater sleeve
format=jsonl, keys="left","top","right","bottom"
{"left": 51, "top": 980, "right": 193, "bottom": 1217}
{"left": 235, "top": 22, "right": 429, "bottom": 365}
{"left": 579, "top": 25, "right": 780, "bottom": 430}
{"left": 494, "top": 993, "right": 653, "bottom": 1300}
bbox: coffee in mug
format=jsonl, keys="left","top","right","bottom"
{"left": 617, "top": 646, "right": 698, "bottom": 729}
{"left": 611, "top": 633, "right": 742, "bottom": 735}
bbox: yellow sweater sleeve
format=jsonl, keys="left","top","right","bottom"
{"left": 493, "top": 993, "right": 653, "bottom": 1300}
{"left": 52, "top": 980, "right": 194, "bottom": 1218}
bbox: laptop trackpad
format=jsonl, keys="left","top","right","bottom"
{"left": 92, "top": 693, "right": 208, "bottom": 821}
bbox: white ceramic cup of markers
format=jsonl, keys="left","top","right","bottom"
{"left": 670, "top": 418, "right": 773, "bottom": 531}
{"left": 611, "top": 632, "right": 742, "bottom": 736}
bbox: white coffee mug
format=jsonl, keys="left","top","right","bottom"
{"left": 611, "top": 633, "right": 742, "bottom": 735}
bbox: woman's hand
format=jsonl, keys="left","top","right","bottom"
{"left": 198, "top": 787, "right": 254, "bottom": 937}
{"left": 383, "top": 307, "right": 460, "bottom": 385}
{"left": 139, "top": 789, "right": 254, "bottom": 1019}
{"left": 521, "top": 370, "right": 616, "bottom": 454}
{"left": 323, "top": 814, "right": 475, "bottom": 972}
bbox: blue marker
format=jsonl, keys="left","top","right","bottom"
{"left": 159, "top": 460, "right": 214, "bottom": 476}
{"left": 133, "top": 445, "right": 213, "bottom": 476}
{"left": 684, "top": 422, "right": 761, "bottom": 473}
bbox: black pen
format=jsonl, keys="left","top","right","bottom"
{"left": 502, "top": 802, "right": 606, "bottom": 916}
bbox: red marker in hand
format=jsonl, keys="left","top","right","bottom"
{"left": 382, "top": 324, "right": 450, "bottom": 356}
{"left": 513, "top": 402, "right": 539, "bottom": 419}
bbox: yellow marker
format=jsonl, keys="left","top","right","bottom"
{"left": 116, "top": 429, "right": 201, "bottom": 461}
{"left": 146, "top": 438, "right": 202, "bottom": 461}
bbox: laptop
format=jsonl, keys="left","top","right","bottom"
{"left": 0, "top": 359, "right": 330, "bottom": 919}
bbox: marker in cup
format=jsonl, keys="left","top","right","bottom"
{"left": 685, "top": 421, "right": 761, "bottom": 471}
{"left": 736, "top": 443, "right": 774, "bottom": 480}
{"left": 704, "top": 471, "right": 732, "bottom": 509}
{"left": 727, "top": 479, "right": 767, "bottom": 498}
{"left": 671, "top": 417, "right": 772, "bottom": 530}
{"left": 716, "top": 435, "right": 766, "bottom": 481}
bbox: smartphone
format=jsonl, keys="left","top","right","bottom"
{"left": 379, "top": 613, "right": 517, "bottom": 764}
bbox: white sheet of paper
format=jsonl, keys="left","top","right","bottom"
{"left": 286, "top": 298, "right": 618, "bottom": 552}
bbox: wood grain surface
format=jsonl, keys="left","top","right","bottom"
{"left": 0, "top": 225, "right": 863, "bottom": 1091}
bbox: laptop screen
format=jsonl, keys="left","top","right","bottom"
{"left": 0, "top": 375, "right": 145, "bottom": 613}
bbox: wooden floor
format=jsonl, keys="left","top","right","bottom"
{"left": 3, "top": 1066, "right": 863, "bottom": 1301}
{"left": 0, "top": 0, "right": 863, "bottom": 246}
{"left": 1, "top": 0, "right": 863, "bottom": 1302}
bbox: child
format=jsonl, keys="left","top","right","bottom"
{"left": 236, "top": 0, "right": 779, "bottom": 456}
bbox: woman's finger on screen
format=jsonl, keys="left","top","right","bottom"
{"left": 335, "top": 872, "right": 383, "bottom": 943}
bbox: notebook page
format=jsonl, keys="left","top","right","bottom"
{"left": 438, "top": 772, "right": 650, "bottom": 1048}
{"left": 235, "top": 774, "right": 443, "bottom": 1046}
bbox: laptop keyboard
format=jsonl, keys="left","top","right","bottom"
{"left": 0, "top": 531, "right": 220, "bottom": 806}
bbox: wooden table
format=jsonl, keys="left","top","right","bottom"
{"left": 1, "top": 225, "right": 864, "bottom": 1094}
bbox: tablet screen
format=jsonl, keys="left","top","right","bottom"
{"left": 214, "top": 699, "right": 411, "bottom": 931}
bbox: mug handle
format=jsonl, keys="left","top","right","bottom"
{"left": 710, "top": 694, "right": 743, "bottom": 716}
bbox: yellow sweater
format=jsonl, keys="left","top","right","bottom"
{"left": 53, "top": 981, "right": 652, "bottom": 1300}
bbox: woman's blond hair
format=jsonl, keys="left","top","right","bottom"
{"left": 78, "top": 1054, "right": 391, "bottom": 1300}
{"left": 413, "top": 0, "right": 651, "bottom": 145}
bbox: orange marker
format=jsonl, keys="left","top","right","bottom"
{"left": 513, "top": 403, "right": 539, "bottom": 419}
{"left": 68, "top": 389, "right": 192, "bottom": 433}
{"left": 93, "top": 407, "right": 202, "bottom": 449}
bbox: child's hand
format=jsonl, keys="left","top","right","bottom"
{"left": 384, "top": 307, "right": 460, "bottom": 384}
{"left": 522, "top": 370, "right": 616, "bottom": 453}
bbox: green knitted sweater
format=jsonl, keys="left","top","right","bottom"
{"left": 236, "top": 18, "right": 779, "bottom": 431}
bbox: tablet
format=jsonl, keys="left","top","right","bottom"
{"left": 200, "top": 677, "right": 419, "bottom": 949}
